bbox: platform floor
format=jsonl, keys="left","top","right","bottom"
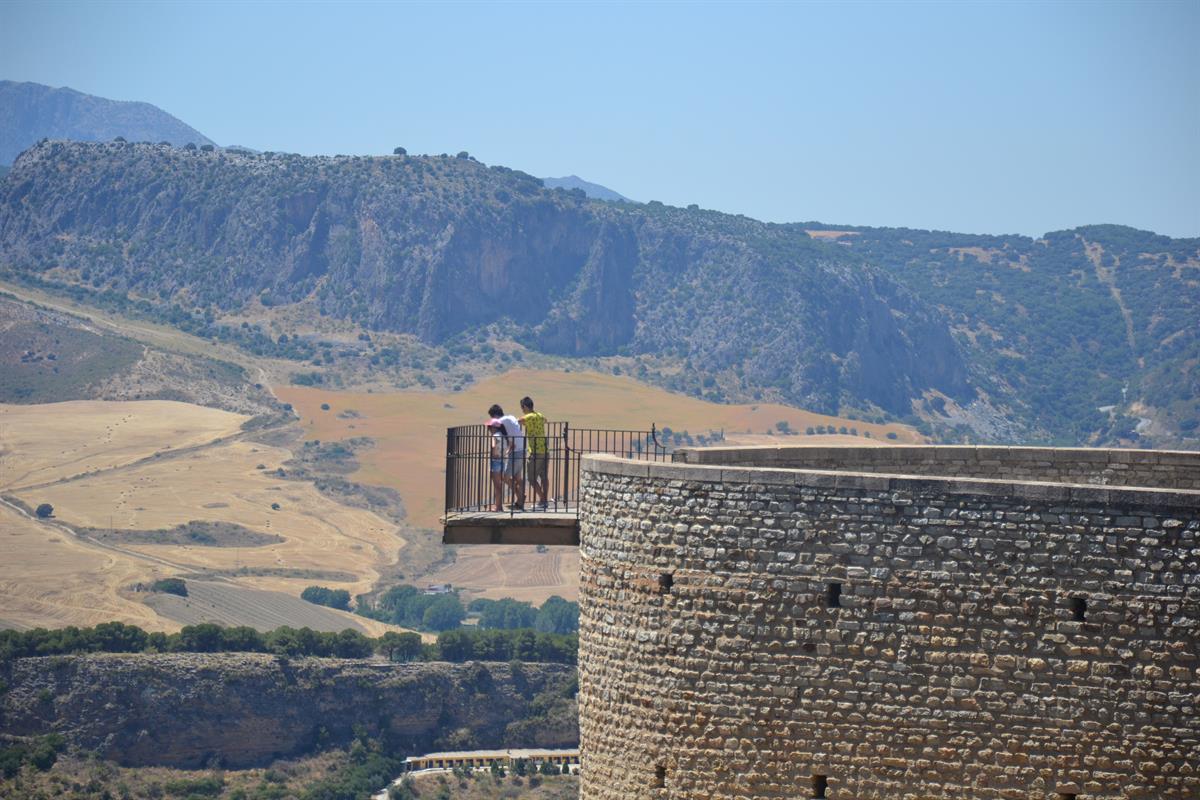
{"left": 442, "top": 510, "right": 580, "bottom": 545}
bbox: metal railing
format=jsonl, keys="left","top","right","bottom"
{"left": 444, "top": 422, "right": 668, "bottom": 517}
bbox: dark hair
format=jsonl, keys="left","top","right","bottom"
{"left": 488, "top": 404, "right": 503, "bottom": 417}
{"left": 521, "top": 396, "right": 534, "bottom": 410}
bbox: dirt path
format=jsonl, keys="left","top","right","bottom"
{"left": 1081, "top": 238, "right": 1140, "bottom": 365}
{"left": 1, "top": 495, "right": 200, "bottom": 574}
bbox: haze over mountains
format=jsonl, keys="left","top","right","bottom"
{"left": 0, "top": 83, "right": 1196, "bottom": 448}
{"left": 540, "top": 175, "right": 631, "bottom": 203}
{"left": 0, "top": 81, "right": 215, "bottom": 166}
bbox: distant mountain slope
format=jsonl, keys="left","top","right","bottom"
{"left": 0, "top": 80, "right": 215, "bottom": 164}
{"left": 0, "top": 140, "right": 969, "bottom": 419}
{"left": 797, "top": 223, "right": 1200, "bottom": 445}
{"left": 542, "top": 174, "right": 631, "bottom": 202}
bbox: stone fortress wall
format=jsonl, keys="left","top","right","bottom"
{"left": 675, "top": 445, "right": 1200, "bottom": 491}
{"left": 576, "top": 446, "right": 1200, "bottom": 800}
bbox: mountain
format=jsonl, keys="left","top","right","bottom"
{"left": 0, "top": 140, "right": 969, "bottom": 421}
{"left": 795, "top": 223, "right": 1200, "bottom": 444}
{"left": 542, "top": 174, "right": 632, "bottom": 202}
{"left": 1, "top": 140, "right": 1195, "bottom": 445}
{"left": 0, "top": 80, "right": 215, "bottom": 164}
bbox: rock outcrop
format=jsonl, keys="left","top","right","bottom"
{"left": 0, "top": 654, "right": 577, "bottom": 768}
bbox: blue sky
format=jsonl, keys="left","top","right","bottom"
{"left": 2, "top": 1, "right": 1197, "bottom": 237}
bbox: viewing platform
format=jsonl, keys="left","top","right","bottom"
{"left": 441, "top": 509, "right": 580, "bottom": 546}
{"left": 441, "top": 422, "right": 666, "bottom": 545}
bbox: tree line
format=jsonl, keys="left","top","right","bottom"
{"left": 303, "top": 582, "right": 581, "bottom": 636}
{"left": 0, "top": 621, "right": 576, "bottom": 666}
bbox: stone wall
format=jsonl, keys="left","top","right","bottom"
{"left": 674, "top": 445, "right": 1200, "bottom": 491}
{"left": 577, "top": 451, "right": 1200, "bottom": 800}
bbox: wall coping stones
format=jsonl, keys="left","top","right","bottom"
{"left": 674, "top": 443, "right": 1200, "bottom": 468}
{"left": 583, "top": 452, "right": 1200, "bottom": 510}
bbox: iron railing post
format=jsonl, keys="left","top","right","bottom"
{"left": 445, "top": 426, "right": 455, "bottom": 515}
{"left": 563, "top": 422, "right": 570, "bottom": 512}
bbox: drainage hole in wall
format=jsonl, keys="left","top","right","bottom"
{"left": 654, "top": 764, "right": 666, "bottom": 788}
{"left": 658, "top": 573, "right": 674, "bottom": 594}
{"left": 812, "top": 774, "right": 828, "bottom": 798}
{"left": 825, "top": 583, "right": 842, "bottom": 609}
{"left": 1070, "top": 597, "right": 1087, "bottom": 622}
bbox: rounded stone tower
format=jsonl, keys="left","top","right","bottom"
{"left": 577, "top": 445, "right": 1200, "bottom": 799}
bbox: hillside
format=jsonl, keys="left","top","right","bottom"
{"left": 0, "top": 81, "right": 214, "bottom": 165}
{"left": 0, "top": 140, "right": 1196, "bottom": 445}
{"left": 0, "top": 140, "right": 970, "bottom": 423}
{"left": 798, "top": 224, "right": 1200, "bottom": 444}
{"left": 0, "top": 293, "right": 275, "bottom": 413}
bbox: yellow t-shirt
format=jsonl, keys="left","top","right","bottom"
{"left": 522, "top": 411, "right": 547, "bottom": 454}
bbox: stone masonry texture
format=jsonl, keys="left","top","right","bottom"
{"left": 576, "top": 446, "right": 1200, "bottom": 800}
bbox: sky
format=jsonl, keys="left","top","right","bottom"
{"left": 1, "top": 1, "right": 1197, "bottom": 238}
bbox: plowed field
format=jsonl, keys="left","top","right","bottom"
{"left": 0, "top": 400, "right": 413, "bottom": 633}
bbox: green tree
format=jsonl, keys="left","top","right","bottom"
{"left": 534, "top": 596, "right": 579, "bottom": 634}
{"left": 423, "top": 595, "right": 466, "bottom": 631}
{"left": 176, "top": 623, "right": 224, "bottom": 652}
{"left": 332, "top": 629, "right": 373, "bottom": 658}
{"left": 35, "top": 503, "right": 53, "bottom": 518}
{"left": 377, "top": 631, "right": 422, "bottom": 662}
{"left": 150, "top": 577, "right": 188, "bottom": 597}
{"left": 88, "top": 621, "right": 148, "bottom": 652}
{"left": 301, "top": 586, "right": 352, "bottom": 610}
{"left": 478, "top": 598, "right": 536, "bottom": 630}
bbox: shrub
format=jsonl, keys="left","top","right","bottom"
{"left": 35, "top": 503, "right": 54, "bottom": 518}
{"left": 301, "top": 586, "right": 352, "bottom": 611}
{"left": 393, "top": 147, "right": 407, "bottom": 156}
{"left": 150, "top": 578, "right": 188, "bottom": 597}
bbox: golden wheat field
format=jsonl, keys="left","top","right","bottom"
{"left": 278, "top": 367, "right": 916, "bottom": 530}
{"left": 0, "top": 400, "right": 407, "bottom": 634}
{"left": 0, "top": 374, "right": 912, "bottom": 628}
{"left": 276, "top": 369, "right": 913, "bottom": 604}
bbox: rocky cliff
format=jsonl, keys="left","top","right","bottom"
{"left": 0, "top": 140, "right": 971, "bottom": 416}
{"left": 0, "top": 654, "right": 577, "bottom": 768}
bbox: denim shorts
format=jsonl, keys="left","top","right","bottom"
{"left": 490, "top": 458, "right": 504, "bottom": 473}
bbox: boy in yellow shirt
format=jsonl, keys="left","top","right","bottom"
{"left": 520, "top": 396, "right": 549, "bottom": 510}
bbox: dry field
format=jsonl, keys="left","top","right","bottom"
{"left": 0, "top": 400, "right": 409, "bottom": 634}
{"left": 278, "top": 368, "right": 916, "bottom": 530}
{"left": 0, "top": 376, "right": 912, "bottom": 629}
{"left": 277, "top": 369, "right": 914, "bottom": 604}
{"left": 0, "top": 500, "right": 160, "bottom": 631}
{"left": 0, "top": 400, "right": 245, "bottom": 490}
{"left": 422, "top": 546, "right": 580, "bottom": 604}
{"left": 143, "top": 579, "right": 377, "bottom": 633}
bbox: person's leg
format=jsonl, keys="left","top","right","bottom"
{"left": 510, "top": 452, "right": 525, "bottom": 508}
{"left": 490, "top": 467, "right": 504, "bottom": 511}
{"left": 532, "top": 454, "right": 548, "bottom": 506}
